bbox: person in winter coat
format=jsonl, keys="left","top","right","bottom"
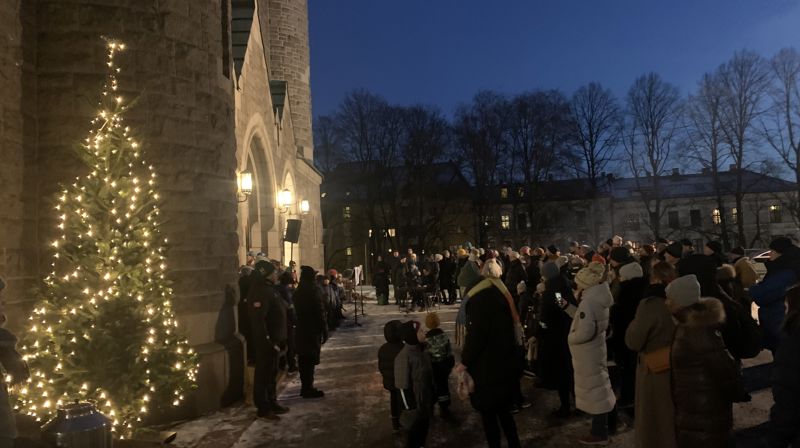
{"left": 248, "top": 260, "right": 289, "bottom": 419}
{"left": 728, "top": 247, "right": 758, "bottom": 307}
{"left": 667, "top": 275, "right": 739, "bottom": 448}
{"left": 456, "top": 259, "right": 522, "bottom": 448}
{"left": 625, "top": 261, "right": 678, "bottom": 448}
{"left": 439, "top": 250, "right": 458, "bottom": 304}
{"left": 378, "top": 320, "right": 405, "bottom": 431}
{"left": 769, "top": 285, "right": 800, "bottom": 448}
{"left": 457, "top": 249, "right": 482, "bottom": 294}
{"left": 750, "top": 237, "right": 800, "bottom": 353}
{"left": 276, "top": 271, "right": 298, "bottom": 373}
{"left": 391, "top": 252, "right": 405, "bottom": 306}
{"left": 1, "top": 278, "right": 29, "bottom": 448}
{"left": 424, "top": 312, "right": 455, "bottom": 416}
{"left": 395, "top": 321, "right": 434, "bottom": 448}
{"left": 566, "top": 262, "right": 617, "bottom": 445}
{"left": 610, "top": 260, "right": 647, "bottom": 409}
{"left": 374, "top": 255, "right": 391, "bottom": 306}
{"left": 505, "top": 252, "right": 527, "bottom": 303}
{"left": 537, "top": 261, "right": 575, "bottom": 418}
{"left": 704, "top": 241, "right": 726, "bottom": 268}
{"left": 293, "top": 266, "right": 328, "bottom": 398}
{"left": 526, "top": 249, "right": 543, "bottom": 290}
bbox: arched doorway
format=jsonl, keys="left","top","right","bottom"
{"left": 238, "top": 134, "right": 277, "bottom": 264}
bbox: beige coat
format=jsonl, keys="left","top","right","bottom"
{"left": 625, "top": 289, "right": 678, "bottom": 448}
{"left": 734, "top": 257, "right": 758, "bottom": 289}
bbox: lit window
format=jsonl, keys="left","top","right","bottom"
{"left": 346, "top": 247, "right": 352, "bottom": 256}
{"left": 343, "top": 206, "right": 351, "bottom": 220}
{"left": 368, "top": 229, "right": 373, "bottom": 237}
{"left": 387, "top": 228, "right": 396, "bottom": 237}
{"left": 500, "top": 188, "right": 509, "bottom": 199}
{"left": 501, "top": 214, "right": 511, "bottom": 230}
{"left": 731, "top": 208, "right": 738, "bottom": 224}
{"left": 712, "top": 209, "right": 721, "bottom": 225}
{"left": 517, "top": 186, "right": 525, "bottom": 198}
{"left": 770, "top": 204, "right": 782, "bottom": 223}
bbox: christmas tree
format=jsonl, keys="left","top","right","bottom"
{"left": 15, "top": 39, "right": 198, "bottom": 435}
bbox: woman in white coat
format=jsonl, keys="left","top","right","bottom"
{"left": 560, "top": 262, "right": 617, "bottom": 446}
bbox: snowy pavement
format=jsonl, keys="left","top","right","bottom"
{"left": 168, "top": 289, "right": 774, "bottom": 448}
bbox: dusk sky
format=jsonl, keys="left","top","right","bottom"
{"left": 308, "top": 0, "right": 800, "bottom": 120}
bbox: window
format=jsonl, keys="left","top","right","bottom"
{"left": 517, "top": 213, "right": 528, "bottom": 230}
{"left": 483, "top": 216, "right": 492, "bottom": 228}
{"left": 576, "top": 210, "right": 587, "bottom": 228}
{"left": 368, "top": 229, "right": 373, "bottom": 238}
{"left": 517, "top": 186, "right": 525, "bottom": 198}
{"left": 387, "top": 228, "right": 396, "bottom": 237}
{"left": 500, "top": 214, "right": 511, "bottom": 230}
{"left": 770, "top": 204, "right": 783, "bottom": 223}
{"left": 345, "top": 247, "right": 352, "bottom": 256}
{"left": 731, "top": 208, "right": 739, "bottom": 225}
{"left": 343, "top": 206, "right": 351, "bottom": 220}
{"left": 712, "top": 209, "right": 721, "bottom": 225}
{"left": 668, "top": 211, "right": 680, "bottom": 229}
{"left": 500, "top": 187, "right": 509, "bottom": 199}
{"left": 690, "top": 209, "right": 701, "bottom": 227}
{"left": 626, "top": 213, "right": 640, "bottom": 231}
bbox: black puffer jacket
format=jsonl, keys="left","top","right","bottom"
{"left": 294, "top": 267, "right": 328, "bottom": 363}
{"left": 769, "top": 312, "right": 800, "bottom": 448}
{"left": 536, "top": 276, "right": 574, "bottom": 390}
{"left": 378, "top": 320, "right": 404, "bottom": 390}
{"left": 671, "top": 298, "right": 740, "bottom": 448}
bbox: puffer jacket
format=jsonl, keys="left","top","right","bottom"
{"left": 569, "top": 282, "right": 616, "bottom": 415}
{"left": 671, "top": 298, "right": 740, "bottom": 447}
{"left": 769, "top": 312, "right": 800, "bottom": 448}
{"left": 378, "top": 320, "right": 404, "bottom": 390}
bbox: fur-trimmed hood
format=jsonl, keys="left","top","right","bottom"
{"left": 716, "top": 264, "right": 736, "bottom": 281}
{"left": 675, "top": 297, "right": 726, "bottom": 328}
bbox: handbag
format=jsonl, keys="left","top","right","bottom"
{"left": 643, "top": 346, "right": 671, "bottom": 373}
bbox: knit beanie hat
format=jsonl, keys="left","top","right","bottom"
{"left": 575, "top": 262, "right": 606, "bottom": 290}
{"left": 619, "top": 262, "right": 644, "bottom": 281}
{"left": 591, "top": 254, "right": 607, "bottom": 264}
{"left": 255, "top": 259, "right": 276, "bottom": 276}
{"left": 434, "top": 254, "right": 443, "bottom": 262}
{"left": 665, "top": 274, "right": 701, "bottom": 309}
{"left": 425, "top": 312, "right": 440, "bottom": 330}
{"left": 665, "top": 242, "right": 683, "bottom": 259}
{"left": 705, "top": 240, "right": 723, "bottom": 255}
{"left": 770, "top": 237, "right": 794, "bottom": 254}
{"left": 457, "top": 248, "right": 468, "bottom": 258}
{"left": 547, "top": 245, "right": 559, "bottom": 255}
{"left": 609, "top": 246, "right": 633, "bottom": 264}
{"left": 541, "top": 261, "right": 560, "bottom": 281}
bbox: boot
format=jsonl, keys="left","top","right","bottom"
{"left": 271, "top": 403, "right": 289, "bottom": 414}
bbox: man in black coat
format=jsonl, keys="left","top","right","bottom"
{"left": 770, "top": 287, "right": 800, "bottom": 447}
{"left": 248, "top": 259, "right": 289, "bottom": 419}
{"left": 293, "top": 266, "right": 329, "bottom": 398}
{"left": 439, "top": 250, "right": 457, "bottom": 304}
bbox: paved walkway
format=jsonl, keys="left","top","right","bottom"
{"left": 169, "top": 292, "right": 774, "bottom": 448}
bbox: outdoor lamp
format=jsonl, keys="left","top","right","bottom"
{"left": 278, "top": 188, "right": 293, "bottom": 212}
{"left": 300, "top": 199, "right": 310, "bottom": 214}
{"left": 237, "top": 170, "right": 253, "bottom": 202}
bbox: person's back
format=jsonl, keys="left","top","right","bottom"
{"left": 378, "top": 320, "right": 405, "bottom": 431}
{"left": 671, "top": 297, "right": 739, "bottom": 447}
{"left": 769, "top": 287, "right": 800, "bottom": 448}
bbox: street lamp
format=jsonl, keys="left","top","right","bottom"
{"left": 278, "top": 188, "right": 293, "bottom": 213}
{"left": 237, "top": 170, "right": 253, "bottom": 203}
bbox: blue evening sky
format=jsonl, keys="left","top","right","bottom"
{"left": 308, "top": 0, "right": 800, "bottom": 119}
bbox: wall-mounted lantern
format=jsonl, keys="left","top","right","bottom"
{"left": 237, "top": 170, "right": 253, "bottom": 203}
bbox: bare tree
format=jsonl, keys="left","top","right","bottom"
{"left": 313, "top": 115, "right": 343, "bottom": 174}
{"left": 568, "top": 83, "right": 622, "bottom": 243}
{"left": 718, "top": 50, "right": 773, "bottom": 247}
{"left": 763, "top": 47, "right": 800, "bottom": 226}
{"left": 453, "top": 91, "right": 509, "bottom": 246}
{"left": 624, "top": 73, "right": 683, "bottom": 240}
{"left": 685, "top": 72, "right": 733, "bottom": 249}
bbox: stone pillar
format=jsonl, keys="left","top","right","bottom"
{"left": 265, "top": 0, "right": 314, "bottom": 160}
{"left": 31, "top": 0, "right": 242, "bottom": 416}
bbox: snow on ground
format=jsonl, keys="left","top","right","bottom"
{"left": 169, "top": 287, "right": 772, "bottom": 448}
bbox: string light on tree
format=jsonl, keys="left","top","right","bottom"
{"left": 14, "top": 38, "right": 198, "bottom": 436}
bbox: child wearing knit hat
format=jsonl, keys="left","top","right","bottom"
{"left": 424, "top": 312, "right": 454, "bottom": 416}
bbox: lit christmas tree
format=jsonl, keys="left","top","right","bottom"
{"left": 14, "top": 39, "right": 198, "bottom": 435}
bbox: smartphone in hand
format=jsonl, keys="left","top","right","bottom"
{"left": 555, "top": 292, "right": 567, "bottom": 309}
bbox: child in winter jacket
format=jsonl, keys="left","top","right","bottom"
{"left": 424, "top": 312, "right": 455, "bottom": 416}
{"left": 394, "top": 321, "right": 434, "bottom": 448}
{"left": 377, "top": 320, "right": 405, "bottom": 431}
{"left": 1, "top": 278, "right": 30, "bottom": 448}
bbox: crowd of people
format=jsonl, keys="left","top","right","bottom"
{"left": 376, "top": 236, "right": 800, "bottom": 448}
{"left": 236, "top": 253, "right": 352, "bottom": 420}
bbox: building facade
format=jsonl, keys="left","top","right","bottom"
{"left": 0, "top": 0, "right": 321, "bottom": 418}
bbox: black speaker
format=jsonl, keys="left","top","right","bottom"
{"left": 284, "top": 219, "right": 301, "bottom": 243}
